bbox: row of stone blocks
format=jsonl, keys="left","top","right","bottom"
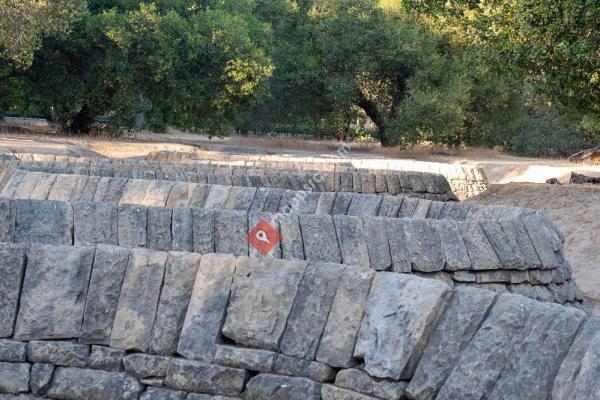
{"left": 0, "top": 245, "right": 596, "bottom": 399}
{"left": 1, "top": 161, "right": 457, "bottom": 199}
{"left": 0, "top": 197, "right": 582, "bottom": 306}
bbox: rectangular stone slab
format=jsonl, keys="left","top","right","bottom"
{"left": 0, "top": 199, "right": 15, "bottom": 243}
{"left": 333, "top": 216, "right": 370, "bottom": 267}
{"left": 404, "top": 220, "right": 445, "bottom": 272}
{"left": 204, "top": 185, "right": 231, "bottom": 209}
{"left": 279, "top": 214, "right": 305, "bottom": 260}
{"left": 222, "top": 257, "right": 307, "bottom": 351}
{"left": 177, "top": 254, "right": 236, "bottom": 361}
{"left": 14, "top": 245, "right": 94, "bottom": 340}
{"left": 433, "top": 220, "right": 472, "bottom": 271}
{"left": 355, "top": 273, "right": 451, "bottom": 380}
{"left": 0, "top": 244, "right": 26, "bottom": 338}
{"left": 406, "top": 287, "right": 497, "bottom": 400}
{"left": 225, "top": 186, "right": 257, "bottom": 211}
{"left": 15, "top": 199, "right": 73, "bottom": 245}
{"left": 480, "top": 221, "right": 525, "bottom": 269}
{"left": 378, "top": 196, "right": 403, "bottom": 218}
{"left": 331, "top": 192, "right": 353, "bottom": 215}
{"left": 120, "top": 180, "right": 152, "bottom": 204}
{"left": 385, "top": 219, "right": 411, "bottom": 273}
{"left": 80, "top": 245, "right": 130, "bottom": 344}
{"left": 364, "top": 218, "right": 392, "bottom": 271}
{"left": 214, "top": 210, "right": 248, "bottom": 256}
{"left": 110, "top": 249, "right": 168, "bottom": 352}
{"left": 571, "top": 334, "right": 600, "bottom": 400}
{"left": 144, "top": 180, "right": 173, "bottom": 207}
{"left": 171, "top": 208, "right": 193, "bottom": 251}
{"left": 164, "top": 358, "right": 246, "bottom": 396}
{"left": 299, "top": 214, "right": 341, "bottom": 263}
{"left": 151, "top": 252, "right": 202, "bottom": 355}
{"left": 245, "top": 373, "right": 322, "bottom": 400}
{"left": 74, "top": 202, "right": 118, "bottom": 246}
{"left": 347, "top": 194, "right": 382, "bottom": 216}
{"left": 117, "top": 204, "right": 148, "bottom": 248}
{"left": 523, "top": 213, "right": 563, "bottom": 268}
{"left": 191, "top": 208, "right": 214, "bottom": 253}
{"left": 47, "top": 367, "right": 142, "bottom": 400}
{"left": 317, "top": 265, "right": 374, "bottom": 368}
{"left": 280, "top": 263, "right": 345, "bottom": 359}
{"left": 459, "top": 221, "right": 502, "bottom": 270}
{"left": 147, "top": 207, "right": 173, "bottom": 251}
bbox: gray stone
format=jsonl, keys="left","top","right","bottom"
{"left": 480, "top": 221, "right": 525, "bottom": 269}
{"left": 498, "top": 219, "right": 542, "bottom": 269}
{"left": 188, "top": 184, "right": 211, "bottom": 208}
{"left": 171, "top": 208, "right": 193, "bottom": 251}
{"left": 347, "top": 194, "right": 382, "bottom": 216}
{"left": 385, "top": 174, "right": 400, "bottom": 194}
{"left": 147, "top": 207, "right": 173, "bottom": 251}
{"left": 413, "top": 199, "right": 432, "bottom": 219}
{"left": 352, "top": 172, "right": 362, "bottom": 192}
{"left": 110, "top": 249, "right": 168, "bottom": 352}
{"left": 263, "top": 188, "right": 284, "bottom": 212}
{"left": 214, "top": 210, "right": 248, "bottom": 256}
{"left": 191, "top": 208, "right": 214, "bottom": 253}
{"left": 0, "top": 244, "right": 26, "bottom": 338}
{"left": 103, "top": 177, "right": 128, "bottom": 203}
{"left": 279, "top": 214, "right": 304, "bottom": 260}
{"left": 406, "top": 288, "right": 497, "bottom": 400}
{"left": 46, "top": 174, "right": 78, "bottom": 201}
{"left": 178, "top": 254, "right": 236, "bottom": 361}
{"left": 385, "top": 219, "right": 411, "bottom": 273}
{"left": 164, "top": 359, "right": 246, "bottom": 396}
{"left": 27, "top": 341, "right": 89, "bottom": 367}
{"left": 435, "top": 293, "right": 536, "bottom": 400}
{"left": 273, "top": 354, "right": 336, "bottom": 382}
{"left": 317, "top": 265, "right": 374, "bottom": 368}
{"left": 89, "top": 346, "right": 124, "bottom": 371}
{"left": 523, "top": 213, "right": 563, "bottom": 268}
{"left": 118, "top": 204, "right": 148, "bottom": 248}
{"left": 452, "top": 270, "right": 476, "bottom": 282}
{"left": 120, "top": 179, "right": 152, "bottom": 204}
{"left": 74, "top": 202, "right": 118, "bottom": 246}
{"left": 0, "top": 362, "right": 30, "bottom": 394}
{"left": 433, "top": 220, "right": 471, "bottom": 271}
{"left": 15, "top": 199, "right": 73, "bottom": 245}
{"left": 321, "top": 385, "right": 379, "bottom": 400}
{"left": 426, "top": 200, "right": 444, "bottom": 219}
{"left": 14, "top": 245, "right": 94, "bottom": 341}
{"left": 459, "top": 221, "right": 502, "bottom": 270}
{"left": 355, "top": 273, "right": 451, "bottom": 380}
{"left": 571, "top": 334, "right": 600, "bottom": 400}
{"left": 404, "top": 220, "right": 445, "bottom": 272}
{"left": 214, "top": 345, "right": 275, "bottom": 372}
{"left": 141, "top": 387, "right": 187, "bottom": 400}
{"left": 333, "top": 216, "right": 370, "bottom": 266}
{"left": 222, "top": 257, "right": 307, "bottom": 350}
{"left": 398, "top": 196, "right": 419, "bottom": 218}
{"left": 225, "top": 187, "right": 257, "bottom": 211}
{"left": 439, "top": 201, "right": 470, "bottom": 220}
{"left": 363, "top": 218, "right": 392, "bottom": 271}
{"left": 204, "top": 185, "right": 231, "bottom": 209}
{"left": 244, "top": 374, "right": 321, "bottom": 400}
{"left": 335, "top": 369, "right": 407, "bottom": 400}
{"left": 47, "top": 367, "right": 142, "bottom": 400}
{"left": 299, "top": 214, "right": 341, "bottom": 263}
{"left": 249, "top": 187, "right": 270, "bottom": 212}
{"left": 331, "top": 192, "right": 353, "bottom": 215}
{"left": 0, "top": 340, "right": 26, "bottom": 362}
{"left": 0, "top": 199, "right": 16, "bottom": 243}
{"left": 123, "top": 354, "right": 170, "bottom": 378}
{"left": 144, "top": 180, "right": 174, "bottom": 207}
{"left": 378, "top": 196, "right": 403, "bottom": 218}
{"left": 166, "top": 182, "right": 198, "bottom": 208}
{"left": 359, "top": 173, "right": 376, "bottom": 193}
{"left": 30, "top": 363, "right": 54, "bottom": 396}
{"left": 280, "top": 263, "right": 345, "bottom": 359}
{"left": 315, "top": 192, "right": 336, "bottom": 214}
{"left": 151, "top": 252, "right": 201, "bottom": 355}
{"left": 92, "top": 177, "right": 112, "bottom": 202}
{"left": 81, "top": 245, "right": 130, "bottom": 344}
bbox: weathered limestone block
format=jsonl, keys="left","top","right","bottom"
{"left": 178, "top": 254, "right": 236, "bottom": 361}
{"left": 164, "top": 359, "right": 246, "bottom": 396}
{"left": 74, "top": 202, "right": 118, "bottom": 246}
{"left": 204, "top": 185, "right": 231, "bottom": 209}
{"left": 321, "top": 385, "right": 379, "bottom": 400}
{"left": 355, "top": 273, "right": 451, "bottom": 380}
{"left": 222, "top": 257, "right": 307, "bottom": 351}
{"left": 151, "top": 252, "right": 201, "bottom": 355}
{"left": 110, "top": 249, "right": 168, "bottom": 352}
{"left": 15, "top": 199, "right": 73, "bottom": 245}
{"left": 27, "top": 341, "right": 89, "bottom": 367}
{"left": 316, "top": 265, "right": 374, "bottom": 368}
{"left": 0, "top": 199, "right": 16, "bottom": 243}
{"left": 280, "top": 263, "right": 345, "bottom": 359}
{"left": 147, "top": 207, "right": 173, "bottom": 251}
{"left": 273, "top": 354, "right": 336, "bottom": 382}
{"left": 299, "top": 214, "right": 341, "bottom": 263}
{"left": 432, "top": 220, "right": 471, "bottom": 271}
{"left": 188, "top": 184, "right": 211, "bottom": 208}
{"left": 144, "top": 180, "right": 174, "bottom": 207}
{"left": 13, "top": 171, "right": 40, "bottom": 198}
{"left": 335, "top": 369, "right": 407, "bottom": 400}
{"left": 404, "top": 220, "right": 445, "bottom": 272}
{"left": 120, "top": 179, "right": 151, "bottom": 205}
{"left": 0, "top": 340, "right": 26, "bottom": 362}
{"left": 523, "top": 213, "right": 563, "bottom": 268}
{"left": 165, "top": 182, "right": 198, "bottom": 208}
{"left": 398, "top": 196, "right": 419, "bottom": 218}
{"left": 191, "top": 208, "right": 214, "bottom": 254}
{"left": 347, "top": 194, "right": 382, "bottom": 216}
{"left": 435, "top": 293, "right": 536, "bottom": 399}
{"left": 214, "top": 210, "right": 248, "bottom": 256}
{"left": 244, "top": 374, "right": 322, "bottom": 400}
{"left": 279, "top": 214, "right": 304, "bottom": 260}
{"left": 439, "top": 201, "right": 470, "bottom": 220}
{"left": 0, "top": 169, "right": 25, "bottom": 198}
{"left": 103, "top": 177, "right": 129, "bottom": 203}
{"left": 570, "top": 334, "right": 600, "bottom": 400}
{"left": 92, "top": 177, "right": 112, "bottom": 202}
{"left": 262, "top": 188, "right": 284, "bottom": 212}
{"left": 0, "top": 362, "right": 30, "bottom": 394}
{"left": 315, "top": 192, "right": 336, "bottom": 214}
{"left": 406, "top": 288, "right": 497, "bottom": 399}
{"left": 385, "top": 174, "right": 400, "bottom": 194}
{"left": 378, "top": 196, "right": 402, "bottom": 218}
{"left": 46, "top": 174, "right": 79, "bottom": 201}
{"left": 141, "top": 387, "right": 187, "bottom": 400}
{"left": 225, "top": 187, "right": 257, "bottom": 211}
{"left": 171, "top": 208, "right": 193, "bottom": 251}
{"left": 47, "top": 367, "right": 143, "bottom": 400}
{"left": 117, "top": 204, "right": 147, "bottom": 248}
{"left": 30, "top": 362, "right": 54, "bottom": 396}
{"left": 413, "top": 199, "right": 431, "bottom": 219}
{"left": 385, "top": 219, "right": 411, "bottom": 273}
{"left": 363, "top": 218, "right": 392, "bottom": 271}
{"left": 89, "top": 345, "right": 125, "bottom": 372}
{"left": 498, "top": 219, "right": 542, "bottom": 269}
{"left": 14, "top": 245, "right": 94, "bottom": 341}
{"left": 0, "top": 244, "right": 26, "bottom": 338}
{"left": 123, "top": 354, "right": 170, "bottom": 378}
{"left": 333, "top": 216, "right": 370, "bottom": 266}
{"left": 480, "top": 221, "right": 525, "bottom": 269}
{"left": 359, "top": 173, "right": 376, "bottom": 193}
{"left": 459, "top": 221, "right": 502, "bottom": 270}
{"left": 331, "top": 192, "right": 353, "bottom": 215}
{"left": 81, "top": 245, "right": 130, "bottom": 344}
{"left": 214, "top": 345, "right": 275, "bottom": 372}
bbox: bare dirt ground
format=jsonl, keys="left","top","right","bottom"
{"left": 469, "top": 183, "right": 600, "bottom": 313}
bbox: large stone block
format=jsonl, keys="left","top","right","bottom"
{"left": 280, "top": 263, "right": 345, "bottom": 359}
{"left": 27, "top": 341, "right": 89, "bottom": 367}
{"left": 30, "top": 362, "right": 54, "bottom": 396}
{"left": 165, "top": 182, "right": 198, "bottom": 208}
{"left": 110, "top": 249, "right": 168, "bottom": 352}
{"left": 459, "top": 221, "right": 502, "bottom": 270}
{"left": 346, "top": 194, "right": 382, "bottom": 216}
{"left": 225, "top": 187, "right": 257, "bottom": 211}
{"left": 385, "top": 219, "right": 411, "bottom": 273}
{"left": 151, "top": 252, "right": 201, "bottom": 355}
{"left": 0, "top": 199, "right": 16, "bottom": 243}
{"left": 433, "top": 220, "right": 471, "bottom": 271}
{"left": 279, "top": 214, "right": 304, "bottom": 260}
{"left": 480, "top": 221, "right": 526, "bottom": 269}
{"left": 406, "top": 288, "right": 497, "bottom": 399}
{"left": 273, "top": 354, "right": 336, "bottom": 382}
{"left": 321, "top": 385, "right": 378, "bottom": 400}
{"left": 335, "top": 368, "right": 407, "bottom": 400}
{"left": 0, "top": 340, "right": 26, "bottom": 362}
{"left": 171, "top": 208, "right": 193, "bottom": 251}
{"left": 89, "top": 346, "right": 125, "bottom": 372}
{"left": 204, "top": 185, "right": 231, "bottom": 209}
{"left": 0, "top": 244, "right": 26, "bottom": 338}
{"left": 47, "top": 367, "right": 143, "bottom": 400}
{"left": 299, "top": 214, "right": 341, "bottom": 263}
{"left": 316, "top": 265, "right": 374, "bottom": 368}
{"left": 81, "top": 245, "right": 130, "bottom": 344}
{"left": 523, "top": 213, "right": 564, "bottom": 268}
{"left": 363, "top": 218, "right": 392, "bottom": 271}
{"left": 214, "top": 345, "right": 276, "bottom": 372}
{"left": 144, "top": 180, "right": 174, "bottom": 207}
{"left": 147, "top": 207, "right": 173, "bottom": 251}
{"left": 74, "top": 202, "right": 118, "bottom": 246}
{"left": 355, "top": 273, "right": 451, "bottom": 380}
{"left": 331, "top": 192, "right": 353, "bottom": 215}
{"left": 191, "top": 208, "right": 214, "bottom": 253}
{"left": 178, "top": 254, "right": 236, "bottom": 361}
{"left": 0, "top": 362, "right": 30, "bottom": 394}
{"left": 244, "top": 374, "right": 322, "bottom": 400}
{"left": 378, "top": 196, "right": 402, "bottom": 218}
{"left": 333, "top": 216, "right": 370, "bottom": 267}
{"left": 222, "top": 257, "right": 307, "bottom": 351}
{"left": 123, "top": 354, "right": 170, "bottom": 378}
{"left": 15, "top": 199, "right": 73, "bottom": 245}
{"left": 214, "top": 210, "right": 248, "bottom": 256}
{"left": 120, "top": 179, "right": 152, "bottom": 205}
{"left": 164, "top": 359, "right": 246, "bottom": 397}
{"left": 141, "top": 387, "right": 187, "bottom": 400}
{"left": 14, "top": 245, "right": 94, "bottom": 340}
{"left": 404, "top": 220, "right": 445, "bottom": 272}
{"left": 117, "top": 204, "right": 148, "bottom": 248}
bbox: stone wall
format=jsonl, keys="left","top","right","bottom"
{"left": 0, "top": 245, "right": 596, "bottom": 399}
{"left": 0, "top": 197, "right": 583, "bottom": 307}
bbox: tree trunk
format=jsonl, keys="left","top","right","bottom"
{"left": 69, "top": 104, "right": 94, "bottom": 135}
{"left": 356, "top": 91, "right": 390, "bottom": 146}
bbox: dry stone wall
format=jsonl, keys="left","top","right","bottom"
{"left": 0, "top": 197, "right": 583, "bottom": 307}
{"left": 0, "top": 246, "right": 597, "bottom": 400}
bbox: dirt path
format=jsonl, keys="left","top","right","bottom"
{"left": 469, "top": 183, "right": 600, "bottom": 313}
